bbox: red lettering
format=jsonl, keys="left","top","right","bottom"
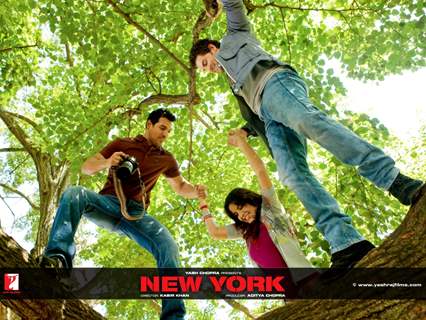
{"left": 209, "top": 276, "right": 227, "bottom": 292}
{"left": 163, "top": 276, "right": 179, "bottom": 292}
{"left": 179, "top": 276, "right": 202, "bottom": 292}
{"left": 140, "top": 276, "right": 159, "bottom": 292}
{"left": 266, "top": 276, "right": 285, "bottom": 292}
{"left": 227, "top": 276, "right": 245, "bottom": 292}
{"left": 247, "top": 276, "right": 265, "bottom": 292}
{"left": 141, "top": 276, "right": 204, "bottom": 293}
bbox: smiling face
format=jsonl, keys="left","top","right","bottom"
{"left": 228, "top": 202, "right": 257, "bottom": 224}
{"left": 195, "top": 44, "right": 223, "bottom": 74}
{"left": 145, "top": 117, "right": 173, "bottom": 147}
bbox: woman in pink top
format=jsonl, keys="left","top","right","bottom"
{"left": 198, "top": 129, "right": 317, "bottom": 298}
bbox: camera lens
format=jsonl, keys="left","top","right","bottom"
{"left": 116, "top": 157, "right": 138, "bottom": 180}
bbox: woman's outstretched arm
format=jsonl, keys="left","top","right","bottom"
{"left": 228, "top": 129, "right": 273, "bottom": 191}
{"left": 198, "top": 193, "right": 229, "bottom": 240}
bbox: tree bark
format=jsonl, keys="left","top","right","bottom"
{"left": 0, "top": 109, "right": 71, "bottom": 257}
{"left": 0, "top": 228, "right": 104, "bottom": 320}
{"left": 32, "top": 154, "right": 70, "bottom": 257}
{"left": 257, "top": 187, "right": 426, "bottom": 320}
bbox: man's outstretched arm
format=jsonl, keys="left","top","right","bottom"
{"left": 81, "top": 152, "right": 126, "bottom": 175}
{"left": 220, "top": 0, "right": 251, "bottom": 34}
{"left": 166, "top": 175, "right": 206, "bottom": 199}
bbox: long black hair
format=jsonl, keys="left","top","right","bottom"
{"left": 224, "top": 188, "right": 262, "bottom": 241}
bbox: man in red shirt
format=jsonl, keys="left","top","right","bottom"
{"left": 40, "top": 108, "right": 204, "bottom": 320}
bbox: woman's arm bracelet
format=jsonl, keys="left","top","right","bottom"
{"left": 199, "top": 204, "right": 209, "bottom": 210}
{"left": 202, "top": 211, "right": 213, "bottom": 222}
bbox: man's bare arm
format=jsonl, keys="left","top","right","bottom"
{"left": 81, "top": 151, "right": 126, "bottom": 175}
{"left": 166, "top": 175, "right": 206, "bottom": 199}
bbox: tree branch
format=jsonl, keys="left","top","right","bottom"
{"left": 0, "top": 147, "right": 26, "bottom": 152}
{"left": 65, "top": 43, "right": 83, "bottom": 99}
{"left": 0, "top": 229, "right": 105, "bottom": 319}
{"left": 0, "top": 43, "right": 38, "bottom": 54}
{"left": 188, "top": 103, "right": 194, "bottom": 181}
{"left": 105, "top": 0, "right": 190, "bottom": 74}
{"left": 2, "top": 110, "right": 42, "bottom": 134}
{"left": 0, "top": 183, "right": 40, "bottom": 211}
{"left": 136, "top": 94, "right": 200, "bottom": 109}
{"left": 144, "top": 68, "right": 162, "bottom": 94}
{"left": 199, "top": 108, "right": 220, "bottom": 130}
{"left": 128, "top": 93, "right": 211, "bottom": 129}
{"left": 148, "top": 299, "right": 161, "bottom": 315}
{"left": 279, "top": 8, "right": 292, "bottom": 64}
{"left": 0, "top": 193, "right": 16, "bottom": 223}
{"left": 64, "top": 90, "right": 204, "bottom": 150}
{"left": 0, "top": 108, "right": 37, "bottom": 159}
{"left": 224, "top": 299, "right": 256, "bottom": 319}
{"left": 192, "top": 10, "right": 215, "bottom": 43}
{"left": 242, "top": 0, "right": 381, "bottom": 14}
{"left": 187, "top": 8, "right": 220, "bottom": 130}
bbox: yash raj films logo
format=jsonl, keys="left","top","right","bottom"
{"left": 4, "top": 273, "right": 19, "bottom": 292}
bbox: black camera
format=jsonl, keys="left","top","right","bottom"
{"left": 116, "top": 156, "right": 139, "bottom": 180}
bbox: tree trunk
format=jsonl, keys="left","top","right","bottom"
{"left": 0, "top": 228, "right": 104, "bottom": 320}
{"left": 0, "top": 304, "right": 6, "bottom": 319}
{"left": 257, "top": 187, "right": 426, "bottom": 320}
{"left": 32, "top": 154, "right": 70, "bottom": 257}
{"left": 0, "top": 109, "right": 71, "bottom": 258}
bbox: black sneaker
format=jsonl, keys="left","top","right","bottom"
{"left": 320, "top": 240, "right": 375, "bottom": 282}
{"left": 38, "top": 254, "right": 68, "bottom": 269}
{"left": 38, "top": 254, "right": 72, "bottom": 288}
{"left": 330, "top": 240, "right": 375, "bottom": 269}
{"left": 412, "top": 183, "right": 426, "bottom": 206}
{"left": 388, "top": 173, "right": 424, "bottom": 206}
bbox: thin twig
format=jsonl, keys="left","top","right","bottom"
{"left": 7, "top": 154, "right": 30, "bottom": 177}
{"left": 279, "top": 8, "right": 292, "bottom": 64}
{"left": 188, "top": 103, "right": 194, "bottom": 181}
{"left": 243, "top": 0, "right": 381, "bottom": 14}
{"left": 0, "top": 193, "right": 16, "bottom": 223}
{"left": 65, "top": 43, "right": 83, "bottom": 99}
{"left": 200, "top": 109, "right": 220, "bottom": 130}
{"left": 0, "top": 43, "right": 38, "bottom": 54}
{"left": 0, "top": 148, "right": 26, "bottom": 152}
{"left": 144, "top": 68, "right": 162, "bottom": 94}
{"left": 0, "top": 184, "right": 40, "bottom": 210}
{"left": 105, "top": 0, "right": 190, "bottom": 73}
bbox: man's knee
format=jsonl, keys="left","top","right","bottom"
{"left": 61, "top": 186, "right": 86, "bottom": 202}
{"left": 157, "top": 238, "right": 180, "bottom": 267}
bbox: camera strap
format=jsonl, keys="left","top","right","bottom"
{"left": 112, "top": 167, "right": 145, "bottom": 221}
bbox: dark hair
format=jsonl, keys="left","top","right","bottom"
{"left": 146, "top": 108, "right": 176, "bottom": 127}
{"left": 189, "top": 39, "right": 221, "bottom": 68}
{"left": 224, "top": 188, "right": 262, "bottom": 241}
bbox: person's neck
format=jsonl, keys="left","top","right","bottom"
{"left": 143, "top": 133, "right": 153, "bottom": 145}
{"left": 143, "top": 133, "right": 161, "bottom": 148}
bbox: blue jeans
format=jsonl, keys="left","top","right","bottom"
{"left": 44, "top": 186, "right": 185, "bottom": 320}
{"left": 259, "top": 69, "right": 399, "bottom": 253}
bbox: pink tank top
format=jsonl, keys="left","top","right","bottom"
{"left": 247, "top": 223, "right": 287, "bottom": 268}
{"left": 247, "top": 223, "right": 298, "bottom": 297}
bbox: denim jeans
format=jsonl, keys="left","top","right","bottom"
{"left": 44, "top": 186, "right": 185, "bottom": 320}
{"left": 259, "top": 69, "right": 399, "bottom": 253}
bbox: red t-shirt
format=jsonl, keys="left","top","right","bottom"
{"left": 99, "top": 135, "right": 180, "bottom": 207}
